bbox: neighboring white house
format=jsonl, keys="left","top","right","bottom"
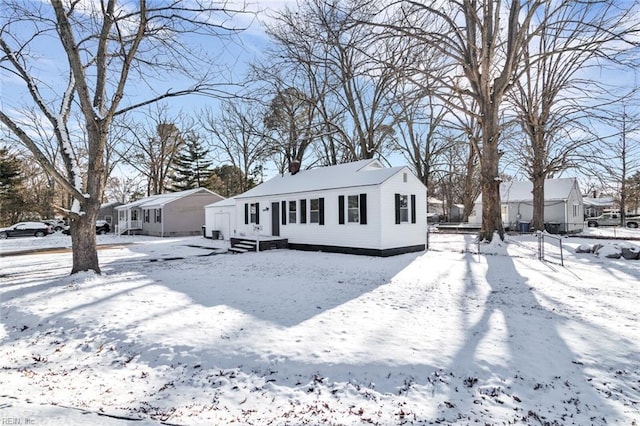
{"left": 205, "top": 159, "right": 428, "bottom": 256}
{"left": 470, "top": 178, "right": 584, "bottom": 233}
{"left": 115, "top": 188, "right": 224, "bottom": 237}
{"left": 582, "top": 197, "right": 615, "bottom": 217}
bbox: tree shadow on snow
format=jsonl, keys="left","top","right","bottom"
{"left": 108, "top": 248, "right": 422, "bottom": 328}
{"left": 444, "top": 250, "right": 636, "bottom": 424}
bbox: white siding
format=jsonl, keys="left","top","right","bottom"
{"left": 224, "top": 163, "right": 428, "bottom": 252}
{"left": 236, "top": 187, "right": 385, "bottom": 249}
{"left": 205, "top": 204, "right": 236, "bottom": 240}
{"left": 379, "top": 170, "right": 427, "bottom": 249}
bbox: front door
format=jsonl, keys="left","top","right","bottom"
{"left": 271, "top": 202, "right": 280, "bottom": 236}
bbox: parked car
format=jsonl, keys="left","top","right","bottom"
{"left": 42, "top": 218, "right": 67, "bottom": 231}
{"left": 0, "top": 221, "right": 54, "bottom": 239}
{"left": 586, "top": 212, "right": 640, "bottom": 228}
{"left": 96, "top": 220, "right": 111, "bottom": 234}
{"left": 62, "top": 220, "right": 111, "bottom": 235}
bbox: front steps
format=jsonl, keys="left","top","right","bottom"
{"left": 229, "top": 237, "right": 288, "bottom": 254}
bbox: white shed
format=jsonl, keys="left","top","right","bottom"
{"left": 204, "top": 197, "right": 236, "bottom": 240}
{"left": 206, "top": 159, "right": 427, "bottom": 256}
{"left": 470, "top": 177, "right": 583, "bottom": 233}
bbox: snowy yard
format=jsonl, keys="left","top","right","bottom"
{"left": 0, "top": 229, "right": 638, "bottom": 425}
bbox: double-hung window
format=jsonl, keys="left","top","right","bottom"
{"left": 289, "top": 201, "right": 297, "bottom": 223}
{"left": 347, "top": 195, "right": 360, "bottom": 223}
{"left": 310, "top": 199, "right": 320, "bottom": 223}
{"left": 399, "top": 195, "right": 409, "bottom": 222}
{"left": 394, "top": 193, "right": 416, "bottom": 224}
{"left": 244, "top": 203, "right": 260, "bottom": 224}
{"left": 250, "top": 203, "right": 257, "bottom": 223}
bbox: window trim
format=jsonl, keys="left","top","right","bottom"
{"left": 288, "top": 200, "right": 297, "bottom": 223}
{"left": 347, "top": 194, "right": 360, "bottom": 223}
{"left": 310, "top": 198, "right": 320, "bottom": 223}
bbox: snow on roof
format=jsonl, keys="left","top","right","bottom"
{"left": 116, "top": 188, "right": 218, "bottom": 210}
{"left": 582, "top": 197, "right": 614, "bottom": 207}
{"left": 476, "top": 178, "right": 578, "bottom": 203}
{"left": 100, "top": 201, "right": 123, "bottom": 208}
{"left": 206, "top": 197, "right": 235, "bottom": 208}
{"left": 235, "top": 159, "right": 408, "bottom": 199}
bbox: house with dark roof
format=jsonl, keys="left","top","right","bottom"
{"left": 115, "top": 188, "right": 224, "bottom": 237}
{"left": 470, "top": 178, "right": 583, "bottom": 234}
{"left": 205, "top": 159, "right": 427, "bottom": 256}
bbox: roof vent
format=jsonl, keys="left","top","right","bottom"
{"left": 289, "top": 160, "right": 301, "bottom": 175}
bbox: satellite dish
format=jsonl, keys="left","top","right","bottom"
{"left": 289, "top": 160, "right": 301, "bottom": 175}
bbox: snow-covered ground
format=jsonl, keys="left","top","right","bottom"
{"left": 1, "top": 228, "right": 638, "bottom": 425}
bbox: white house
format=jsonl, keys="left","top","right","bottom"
{"left": 116, "top": 188, "right": 224, "bottom": 237}
{"left": 205, "top": 159, "right": 428, "bottom": 256}
{"left": 470, "top": 178, "right": 583, "bottom": 234}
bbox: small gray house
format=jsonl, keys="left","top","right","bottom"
{"left": 115, "top": 188, "right": 224, "bottom": 237}
{"left": 470, "top": 178, "right": 584, "bottom": 233}
{"left": 205, "top": 159, "right": 428, "bottom": 256}
{"left": 99, "top": 201, "right": 123, "bottom": 228}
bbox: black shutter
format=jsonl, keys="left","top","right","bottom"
{"left": 394, "top": 194, "right": 401, "bottom": 224}
{"left": 255, "top": 202, "right": 260, "bottom": 224}
{"left": 338, "top": 195, "right": 345, "bottom": 224}
{"left": 319, "top": 198, "right": 325, "bottom": 225}
{"left": 300, "top": 199, "right": 307, "bottom": 223}
{"left": 281, "top": 201, "right": 286, "bottom": 225}
{"left": 411, "top": 194, "right": 417, "bottom": 223}
{"left": 244, "top": 203, "right": 249, "bottom": 224}
{"left": 359, "top": 194, "right": 367, "bottom": 225}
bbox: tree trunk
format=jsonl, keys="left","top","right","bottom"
{"left": 479, "top": 109, "right": 504, "bottom": 242}
{"left": 461, "top": 142, "right": 477, "bottom": 222}
{"left": 70, "top": 213, "right": 100, "bottom": 274}
{"left": 69, "top": 124, "right": 106, "bottom": 274}
{"left": 531, "top": 173, "right": 545, "bottom": 232}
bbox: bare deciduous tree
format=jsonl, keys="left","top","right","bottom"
{"left": 0, "top": 0, "right": 250, "bottom": 274}
{"left": 381, "top": 0, "right": 551, "bottom": 241}
{"left": 506, "top": 1, "right": 640, "bottom": 231}
{"left": 586, "top": 98, "right": 640, "bottom": 224}
{"left": 119, "top": 106, "right": 191, "bottom": 196}
{"left": 201, "top": 100, "right": 268, "bottom": 192}
{"left": 264, "top": 0, "right": 401, "bottom": 163}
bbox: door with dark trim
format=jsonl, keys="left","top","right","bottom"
{"left": 271, "top": 202, "right": 280, "bottom": 236}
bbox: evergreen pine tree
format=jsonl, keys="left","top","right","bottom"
{"left": 166, "top": 133, "right": 213, "bottom": 192}
{"left": 0, "top": 148, "right": 27, "bottom": 225}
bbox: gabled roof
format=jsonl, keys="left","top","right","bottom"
{"left": 116, "top": 188, "right": 219, "bottom": 210}
{"left": 100, "top": 201, "right": 123, "bottom": 208}
{"left": 206, "top": 197, "right": 235, "bottom": 208}
{"left": 235, "top": 159, "right": 411, "bottom": 199}
{"left": 582, "top": 197, "right": 614, "bottom": 207}
{"left": 476, "top": 178, "right": 579, "bottom": 203}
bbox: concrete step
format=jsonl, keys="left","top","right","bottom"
{"left": 228, "top": 247, "right": 248, "bottom": 254}
{"left": 234, "top": 243, "right": 256, "bottom": 250}
{"left": 236, "top": 240, "right": 257, "bottom": 246}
